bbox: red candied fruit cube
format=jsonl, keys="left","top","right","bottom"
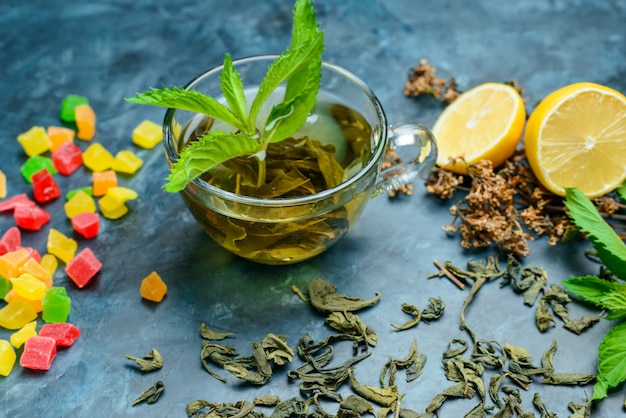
{"left": 31, "top": 168, "right": 61, "bottom": 203}
{"left": 0, "top": 227, "right": 21, "bottom": 255}
{"left": 39, "top": 323, "right": 81, "bottom": 347}
{"left": 65, "top": 248, "right": 102, "bottom": 288}
{"left": 19, "top": 336, "right": 57, "bottom": 370}
{"left": 71, "top": 212, "right": 100, "bottom": 239}
{"left": 0, "top": 194, "right": 36, "bottom": 212}
{"left": 14, "top": 205, "right": 50, "bottom": 231}
{"left": 52, "top": 141, "right": 83, "bottom": 176}
{"left": 19, "top": 246, "right": 41, "bottom": 262}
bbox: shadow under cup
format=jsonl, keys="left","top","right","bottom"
{"left": 163, "top": 56, "right": 433, "bottom": 265}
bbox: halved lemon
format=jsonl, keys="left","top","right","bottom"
{"left": 432, "top": 82, "right": 526, "bottom": 174}
{"left": 525, "top": 82, "right": 626, "bottom": 197}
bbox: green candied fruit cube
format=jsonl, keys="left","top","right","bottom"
{"left": 66, "top": 186, "right": 93, "bottom": 201}
{"left": 60, "top": 94, "right": 89, "bottom": 123}
{"left": 20, "top": 156, "right": 58, "bottom": 183}
{"left": 0, "top": 276, "right": 11, "bottom": 299}
{"left": 42, "top": 287, "right": 71, "bottom": 323}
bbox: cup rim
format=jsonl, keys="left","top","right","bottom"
{"left": 163, "top": 54, "right": 388, "bottom": 207}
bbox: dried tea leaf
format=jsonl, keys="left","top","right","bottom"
{"left": 339, "top": 395, "right": 375, "bottom": 415}
{"left": 253, "top": 395, "right": 281, "bottom": 406}
{"left": 308, "top": 278, "right": 381, "bottom": 313}
{"left": 132, "top": 380, "right": 165, "bottom": 406}
{"left": 542, "top": 372, "right": 596, "bottom": 386}
{"left": 348, "top": 370, "right": 399, "bottom": 407}
{"left": 567, "top": 401, "right": 592, "bottom": 418}
{"left": 391, "top": 303, "right": 421, "bottom": 330}
{"left": 464, "top": 402, "right": 486, "bottom": 418}
{"left": 421, "top": 297, "right": 445, "bottom": 322}
{"left": 532, "top": 392, "right": 557, "bottom": 418}
{"left": 325, "top": 311, "right": 378, "bottom": 346}
{"left": 125, "top": 348, "right": 163, "bottom": 372}
{"left": 399, "top": 408, "right": 435, "bottom": 418}
{"left": 563, "top": 311, "right": 605, "bottom": 335}
{"left": 201, "top": 342, "right": 237, "bottom": 382}
{"left": 200, "top": 323, "right": 235, "bottom": 340}
{"left": 503, "top": 343, "right": 533, "bottom": 362}
{"left": 472, "top": 339, "right": 505, "bottom": 368}
{"left": 426, "top": 382, "right": 477, "bottom": 413}
{"left": 443, "top": 338, "right": 468, "bottom": 359}
{"left": 186, "top": 399, "right": 219, "bottom": 417}
{"left": 535, "top": 298, "right": 555, "bottom": 332}
{"left": 380, "top": 339, "right": 426, "bottom": 385}
{"left": 489, "top": 373, "right": 505, "bottom": 408}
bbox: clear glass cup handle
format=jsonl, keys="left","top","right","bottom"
{"left": 372, "top": 123, "right": 438, "bottom": 197}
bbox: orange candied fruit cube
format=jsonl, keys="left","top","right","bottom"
{"left": 0, "top": 248, "right": 31, "bottom": 280}
{"left": 0, "top": 170, "right": 6, "bottom": 199}
{"left": 75, "top": 104, "right": 96, "bottom": 140}
{"left": 47, "top": 126, "right": 75, "bottom": 151}
{"left": 20, "top": 258, "right": 52, "bottom": 288}
{"left": 140, "top": 271, "right": 167, "bottom": 303}
{"left": 92, "top": 170, "right": 117, "bottom": 197}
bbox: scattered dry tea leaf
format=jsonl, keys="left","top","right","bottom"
{"left": 125, "top": 348, "right": 163, "bottom": 372}
{"left": 308, "top": 278, "right": 381, "bottom": 313}
{"left": 132, "top": 380, "right": 165, "bottom": 406}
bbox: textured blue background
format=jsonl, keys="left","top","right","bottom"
{"left": 1, "top": 0, "right": 625, "bottom": 416}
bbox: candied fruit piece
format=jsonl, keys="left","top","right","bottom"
{"left": 52, "top": 141, "right": 83, "bottom": 176}
{"left": 31, "top": 168, "right": 61, "bottom": 203}
{"left": 0, "top": 170, "right": 5, "bottom": 199}
{"left": 40, "top": 254, "right": 58, "bottom": 278}
{"left": 17, "top": 126, "right": 51, "bottom": 157}
{"left": 14, "top": 205, "right": 51, "bottom": 231}
{"left": 0, "top": 340, "right": 16, "bottom": 376}
{"left": 4, "top": 290, "right": 43, "bottom": 313}
{"left": 42, "top": 287, "right": 71, "bottom": 323}
{"left": 75, "top": 104, "right": 96, "bottom": 140}
{"left": 0, "top": 276, "right": 11, "bottom": 299}
{"left": 0, "top": 248, "right": 30, "bottom": 279}
{"left": 20, "top": 156, "right": 58, "bottom": 183}
{"left": 0, "top": 226, "right": 21, "bottom": 256}
{"left": 0, "top": 194, "right": 36, "bottom": 213}
{"left": 82, "top": 143, "right": 113, "bottom": 172}
{"left": 71, "top": 212, "right": 100, "bottom": 239}
{"left": 92, "top": 170, "right": 117, "bottom": 196}
{"left": 47, "top": 229, "right": 78, "bottom": 264}
{"left": 132, "top": 120, "right": 163, "bottom": 149}
{"left": 39, "top": 323, "right": 80, "bottom": 347}
{"left": 10, "top": 320, "right": 37, "bottom": 348}
{"left": 112, "top": 150, "right": 143, "bottom": 174}
{"left": 10, "top": 273, "right": 47, "bottom": 301}
{"left": 47, "top": 126, "right": 75, "bottom": 151}
{"left": 60, "top": 94, "right": 88, "bottom": 123}
{"left": 65, "top": 248, "right": 101, "bottom": 288}
{"left": 0, "top": 300, "right": 38, "bottom": 330}
{"left": 20, "top": 257, "right": 52, "bottom": 288}
{"left": 140, "top": 271, "right": 168, "bottom": 302}
{"left": 64, "top": 190, "right": 96, "bottom": 219}
{"left": 20, "top": 336, "right": 57, "bottom": 371}
{"left": 66, "top": 186, "right": 93, "bottom": 201}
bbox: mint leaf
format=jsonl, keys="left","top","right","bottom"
{"left": 220, "top": 53, "right": 250, "bottom": 133}
{"left": 593, "top": 321, "right": 626, "bottom": 400}
{"left": 599, "top": 291, "right": 626, "bottom": 320}
{"left": 165, "top": 132, "right": 260, "bottom": 193}
{"left": 126, "top": 87, "right": 244, "bottom": 132}
{"left": 248, "top": 35, "right": 324, "bottom": 128}
{"left": 564, "top": 187, "right": 626, "bottom": 280}
{"left": 562, "top": 276, "right": 623, "bottom": 305}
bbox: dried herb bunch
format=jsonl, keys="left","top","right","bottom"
{"left": 426, "top": 152, "right": 626, "bottom": 257}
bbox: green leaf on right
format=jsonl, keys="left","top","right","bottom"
{"left": 593, "top": 321, "right": 626, "bottom": 400}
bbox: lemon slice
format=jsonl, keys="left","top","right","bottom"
{"left": 525, "top": 82, "right": 626, "bottom": 197}
{"left": 432, "top": 82, "right": 526, "bottom": 174}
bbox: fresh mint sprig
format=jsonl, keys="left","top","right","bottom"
{"left": 561, "top": 186, "right": 626, "bottom": 401}
{"left": 126, "top": 0, "right": 324, "bottom": 192}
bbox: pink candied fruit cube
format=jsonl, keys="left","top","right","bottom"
{"left": 0, "top": 227, "right": 21, "bottom": 256}
{"left": 39, "top": 323, "right": 81, "bottom": 347}
{"left": 19, "top": 336, "right": 57, "bottom": 370}
{"left": 65, "top": 248, "right": 102, "bottom": 288}
{"left": 14, "top": 205, "right": 51, "bottom": 231}
{"left": 0, "top": 194, "right": 36, "bottom": 212}
{"left": 71, "top": 212, "right": 100, "bottom": 239}
{"left": 52, "top": 141, "right": 83, "bottom": 176}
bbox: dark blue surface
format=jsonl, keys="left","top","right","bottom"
{"left": 1, "top": 0, "right": 626, "bottom": 416}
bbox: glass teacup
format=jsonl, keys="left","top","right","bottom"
{"left": 163, "top": 55, "right": 437, "bottom": 265}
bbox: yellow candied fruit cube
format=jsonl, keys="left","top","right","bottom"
{"left": 0, "top": 340, "right": 17, "bottom": 376}
{"left": 100, "top": 202, "right": 129, "bottom": 220}
{"left": 0, "top": 169, "right": 6, "bottom": 199}
{"left": 47, "top": 126, "right": 75, "bottom": 151}
{"left": 4, "top": 290, "right": 43, "bottom": 313}
{"left": 0, "top": 248, "right": 31, "bottom": 280}
{"left": 83, "top": 142, "right": 114, "bottom": 172}
{"left": 64, "top": 190, "right": 97, "bottom": 219}
{"left": 107, "top": 186, "right": 138, "bottom": 202}
{"left": 10, "top": 273, "right": 47, "bottom": 301}
{"left": 132, "top": 120, "right": 162, "bottom": 149}
{"left": 112, "top": 150, "right": 143, "bottom": 174}
{"left": 20, "top": 258, "right": 52, "bottom": 288}
{"left": 0, "top": 300, "right": 38, "bottom": 330}
{"left": 10, "top": 321, "right": 37, "bottom": 348}
{"left": 40, "top": 254, "right": 58, "bottom": 278}
{"left": 47, "top": 229, "right": 78, "bottom": 264}
{"left": 17, "top": 126, "right": 52, "bottom": 157}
